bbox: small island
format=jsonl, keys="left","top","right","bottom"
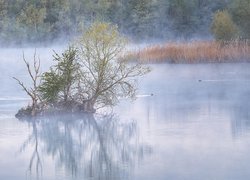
{"left": 14, "top": 22, "right": 150, "bottom": 118}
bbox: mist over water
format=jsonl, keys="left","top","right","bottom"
{"left": 0, "top": 48, "right": 64, "bottom": 97}
{"left": 1, "top": 49, "right": 250, "bottom": 179}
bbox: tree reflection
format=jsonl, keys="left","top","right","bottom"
{"left": 19, "top": 113, "right": 151, "bottom": 179}
{"left": 19, "top": 118, "right": 42, "bottom": 177}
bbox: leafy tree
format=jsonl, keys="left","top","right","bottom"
{"left": 39, "top": 47, "right": 80, "bottom": 104}
{"left": 230, "top": 0, "right": 250, "bottom": 39}
{"left": 17, "top": 3, "right": 48, "bottom": 42}
{"left": 77, "top": 22, "right": 150, "bottom": 112}
{"left": 211, "top": 10, "right": 238, "bottom": 41}
{"left": 0, "top": 0, "right": 7, "bottom": 23}
{"left": 0, "top": 0, "right": 7, "bottom": 37}
{"left": 0, "top": 0, "right": 238, "bottom": 44}
{"left": 130, "top": 0, "right": 154, "bottom": 38}
{"left": 168, "top": 0, "right": 197, "bottom": 36}
{"left": 99, "top": 0, "right": 121, "bottom": 22}
{"left": 53, "top": 47, "right": 80, "bottom": 102}
{"left": 38, "top": 69, "right": 61, "bottom": 103}
{"left": 120, "top": 0, "right": 155, "bottom": 39}
{"left": 16, "top": 22, "right": 150, "bottom": 115}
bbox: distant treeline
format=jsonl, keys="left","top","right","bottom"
{"left": 0, "top": 0, "right": 249, "bottom": 45}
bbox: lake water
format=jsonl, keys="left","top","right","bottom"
{"left": 1, "top": 49, "right": 250, "bottom": 180}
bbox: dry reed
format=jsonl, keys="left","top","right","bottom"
{"left": 125, "top": 40, "right": 250, "bottom": 63}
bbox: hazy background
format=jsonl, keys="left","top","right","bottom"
{"left": 0, "top": 0, "right": 249, "bottom": 46}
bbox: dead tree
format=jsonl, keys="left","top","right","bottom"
{"left": 13, "top": 51, "right": 41, "bottom": 116}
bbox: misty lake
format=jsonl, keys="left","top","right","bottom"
{"left": 1, "top": 48, "right": 250, "bottom": 180}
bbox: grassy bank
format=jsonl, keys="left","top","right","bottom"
{"left": 125, "top": 41, "right": 250, "bottom": 63}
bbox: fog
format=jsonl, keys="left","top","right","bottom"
{"left": 0, "top": 47, "right": 65, "bottom": 98}
{"left": 0, "top": 0, "right": 249, "bottom": 178}
{"left": 1, "top": 47, "right": 250, "bottom": 179}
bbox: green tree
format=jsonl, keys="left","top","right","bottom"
{"left": 39, "top": 47, "right": 80, "bottom": 104}
{"left": 211, "top": 10, "right": 238, "bottom": 41}
{"left": 0, "top": 0, "right": 234, "bottom": 44}
{"left": 17, "top": 3, "right": 48, "bottom": 41}
{"left": 53, "top": 47, "right": 80, "bottom": 102}
{"left": 121, "top": 0, "right": 155, "bottom": 39}
{"left": 167, "top": 0, "right": 198, "bottom": 37}
{"left": 0, "top": 0, "right": 8, "bottom": 41}
{"left": 230, "top": 0, "right": 250, "bottom": 39}
{"left": 38, "top": 69, "right": 61, "bottom": 104}
{"left": 77, "top": 22, "right": 150, "bottom": 112}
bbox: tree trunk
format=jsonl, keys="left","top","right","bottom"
{"left": 80, "top": 99, "right": 96, "bottom": 113}
{"left": 31, "top": 98, "right": 38, "bottom": 116}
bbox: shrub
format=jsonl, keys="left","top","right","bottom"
{"left": 211, "top": 10, "right": 238, "bottom": 41}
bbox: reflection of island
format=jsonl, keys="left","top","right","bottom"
{"left": 19, "top": 113, "right": 151, "bottom": 179}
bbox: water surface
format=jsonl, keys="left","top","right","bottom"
{"left": 1, "top": 49, "right": 250, "bottom": 180}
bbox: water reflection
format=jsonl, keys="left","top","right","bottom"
{"left": 230, "top": 101, "right": 250, "bottom": 138}
{"left": 2, "top": 62, "right": 250, "bottom": 180}
{"left": 18, "top": 113, "right": 151, "bottom": 180}
{"left": 138, "top": 64, "right": 250, "bottom": 139}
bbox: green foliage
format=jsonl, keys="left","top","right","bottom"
{"left": 17, "top": 4, "right": 48, "bottom": 42}
{"left": 16, "top": 21, "right": 150, "bottom": 114}
{"left": 211, "top": 10, "right": 238, "bottom": 41}
{"left": 230, "top": 0, "right": 250, "bottom": 39}
{"left": 38, "top": 69, "right": 61, "bottom": 103}
{"left": 168, "top": 0, "right": 197, "bottom": 36}
{"left": 53, "top": 47, "right": 80, "bottom": 102}
{"left": 77, "top": 22, "right": 149, "bottom": 109}
{"left": 39, "top": 46, "right": 79, "bottom": 103}
{"left": 1, "top": 0, "right": 249, "bottom": 43}
{"left": 123, "top": 0, "right": 155, "bottom": 39}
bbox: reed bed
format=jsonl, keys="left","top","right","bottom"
{"left": 125, "top": 40, "right": 250, "bottom": 63}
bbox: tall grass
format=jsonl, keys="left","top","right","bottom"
{"left": 125, "top": 40, "right": 250, "bottom": 63}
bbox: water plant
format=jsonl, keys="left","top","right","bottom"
{"left": 126, "top": 40, "right": 250, "bottom": 63}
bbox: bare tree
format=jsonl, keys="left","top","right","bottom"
{"left": 77, "top": 22, "right": 150, "bottom": 112}
{"left": 13, "top": 51, "right": 41, "bottom": 116}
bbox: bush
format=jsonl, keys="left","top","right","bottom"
{"left": 211, "top": 10, "right": 238, "bottom": 41}
{"left": 38, "top": 47, "right": 79, "bottom": 104}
